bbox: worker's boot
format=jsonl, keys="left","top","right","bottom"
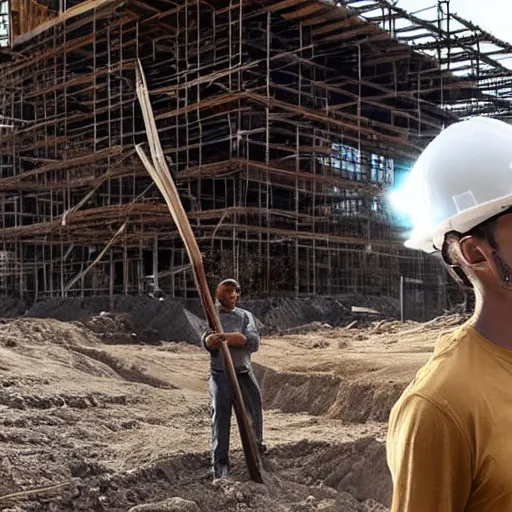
{"left": 213, "top": 462, "right": 230, "bottom": 479}
{"left": 258, "top": 442, "right": 268, "bottom": 455}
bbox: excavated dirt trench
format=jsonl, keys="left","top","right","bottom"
{"left": 0, "top": 313, "right": 452, "bottom": 511}
{"left": 254, "top": 363, "right": 405, "bottom": 424}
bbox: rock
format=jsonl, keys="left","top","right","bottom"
{"left": 362, "top": 499, "right": 389, "bottom": 512}
{"left": 291, "top": 497, "right": 342, "bottom": 512}
{"left": 128, "top": 496, "right": 201, "bottom": 512}
{"left": 317, "top": 500, "right": 340, "bottom": 511}
{"left": 338, "top": 339, "right": 350, "bottom": 349}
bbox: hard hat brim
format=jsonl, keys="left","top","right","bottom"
{"left": 405, "top": 193, "right": 512, "bottom": 253}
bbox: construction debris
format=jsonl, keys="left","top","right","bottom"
{"left": 277, "top": 321, "right": 333, "bottom": 337}
{"left": 368, "top": 313, "right": 469, "bottom": 336}
{"left": 128, "top": 497, "right": 201, "bottom": 512}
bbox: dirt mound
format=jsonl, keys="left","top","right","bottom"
{"left": 1, "top": 443, "right": 388, "bottom": 511}
{"left": 69, "top": 345, "right": 174, "bottom": 389}
{"left": 23, "top": 294, "right": 403, "bottom": 345}
{"left": 28, "top": 296, "right": 207, "bottom": 344}
{"left": 274, "top": 438, "right": 391, "bottom": 505}
{"left": 81, "top": 312, "right": 139, "bottom": 344}
{"left": 128, "top": 497, "right": 201, "bottom": 512}
{"left": 0, "top": 317, "right": 100, "bottom": 352}
{"left": 243, "top": 295, "right": 400, "bottom": 335}
{"left": 0, "top": 297, "right": 27, "bottom": 318}
{"left": 0, "top": 318, "right": 176, "bottom": 389}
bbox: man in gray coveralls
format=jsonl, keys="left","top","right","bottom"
{"left": 202, "top": 278, "right": 266, "bottom": 479}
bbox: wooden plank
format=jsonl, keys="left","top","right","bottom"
{"left": 322, "top": 23, "right": 381, "bottom": 43}
{"left": 10, "top": 0, "right": 54, "bottom": 38}
{"left": 365, "top": 52, "right": 412, "bottom": 66}
{"left": 281, "top": 3, "right": 325, "bottom": 20}
{"left": 13, "top": 0, "right": 118, "bottom": 47}
{"left": 300, "top": 11, "right": 345, "bottom": 27}
{"left": 311, "top": 17, "right": 361, "bottom": 37}
{"left": 265, "top": 0, "right": 309, "bottom": 13}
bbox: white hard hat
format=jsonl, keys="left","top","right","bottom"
{"left": 398, "top": 117, "right": 512, "bottom": 253}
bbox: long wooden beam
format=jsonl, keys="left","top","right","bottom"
{"left": 13, "top": 0, "right": 119, "bottom": 47}
{"left": 135, "top": 59, "right": 263, "bottom": 483}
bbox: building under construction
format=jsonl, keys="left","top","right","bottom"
{"left": 0, "top": 0, "right": 511, "bottom": 312}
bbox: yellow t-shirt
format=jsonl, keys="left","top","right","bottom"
{"left": 387, "top": 324, "right": 512, "bottom": 512}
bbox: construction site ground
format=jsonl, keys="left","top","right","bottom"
{"left": 0, "top": 311, "right": 466, "bottom": 511}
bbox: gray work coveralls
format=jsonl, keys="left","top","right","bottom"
{"left": 202, "top": 305, "right": 263, "bottom": 468}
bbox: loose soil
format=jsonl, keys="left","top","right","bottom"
{"left": 0, "top": 312, "right": 464, "bottom": 511}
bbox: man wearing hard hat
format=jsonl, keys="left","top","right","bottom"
{"left": 387, "top": 117, "right": 512, "bottom": 511}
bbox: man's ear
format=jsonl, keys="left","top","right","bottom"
{"left": 459, "top": 236, "right": 489, "bottom": 267}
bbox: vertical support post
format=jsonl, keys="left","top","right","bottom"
{"left": 294, "top": 22, "right": 301, "bottom": 298}
{"left": 306, "top": 247, "right": 310, "bottom": 294}
{"left": 123, "top": 246, "right": 128, "bottom": 295}
{"left": 138, "top": 245, "right": 144, "bottom": 295}
{"left": 109, "top": 251, "right": 114, "bottom": 311}
{"left": 153, "top": 235, "right": 159, "bottom": 290}
{"left": 60, "top": 239, "right": 64, "bottom": 298}
{"left": 265, "top": 10, "right": 271, "bottom": 294}
{"left": 34, "top": 247, "right": 38, "bottom": 304}
{"left": 19, "top": 241, "right": 23, "bottom": 299}
{"left": 80, "top": 248, "right": 85, "bottom": 297}
{"left": 400, "top": 275, "right": 405, "bottom": 323}
{"left": 43, "top": 244, "right": 47, "bottom": 297}
{"left": 170, "top": 245, "right": 175, "bottom": 298}
{"left": 327, "top": 245, "right": 332, "bottom": 296}
{"left": 182, "top": 249, "right": 187, "bottom": 299}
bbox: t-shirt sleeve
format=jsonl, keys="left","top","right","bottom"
{"left": 242, "top": 311, "right": 260, "bottom": 353}
{"left": 387, "top": 394, "right": 472, "bottom": 512}
{"left": 201, "top": 328, "right": 216, "bottom": 353}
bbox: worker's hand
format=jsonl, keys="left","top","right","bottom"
{"left": 205, "top": 333, "right": 224, "bottom": 350}
{"left": 205, "top": 332, "right": 246, "bottom": 349}
{"left": 225, "top": 332, "right": 247, "bottom": 347}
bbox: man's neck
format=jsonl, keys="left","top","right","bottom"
{"left": 217, "top": 302, "right": 235, "bottom": 313}
{"left": 472, "top": 293, "right": 512, "bottom": 350}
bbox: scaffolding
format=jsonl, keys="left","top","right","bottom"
{"left": 0, "top": 0, "right": 509, "bottom": 310}
{"left": 345, "top": 0, "right": 512, "bottom": 119}
{"left": 0, "top": 0, "right": 9, "bottom": 47}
